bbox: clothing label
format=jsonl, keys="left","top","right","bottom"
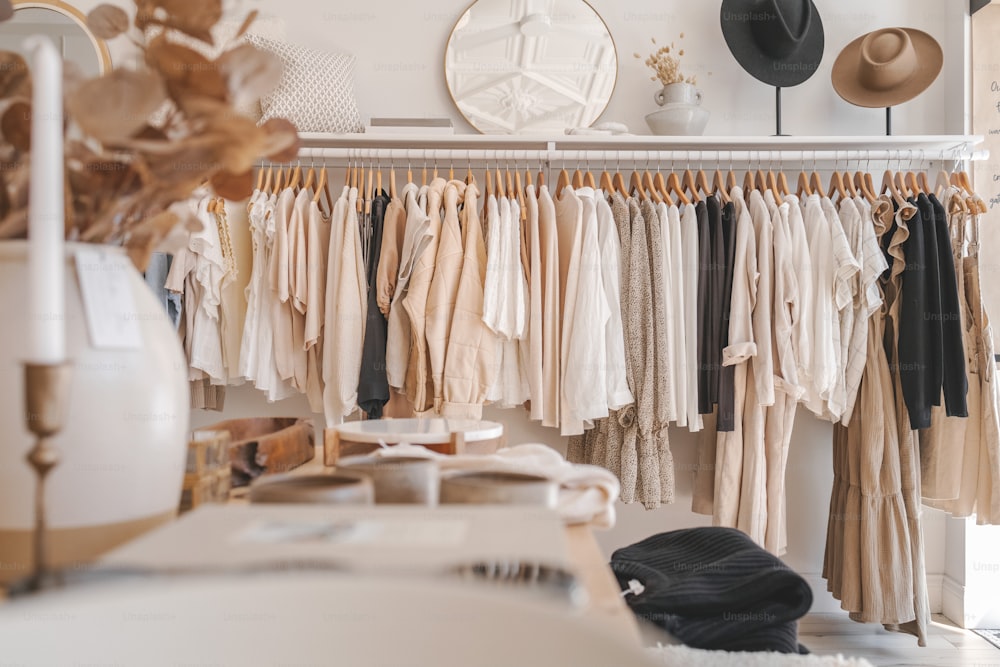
{"left": 74, "top": 247, "right": 142, "bottom": 349}
{"left": 235, "top": 518, "right": 468, "bottom": 547}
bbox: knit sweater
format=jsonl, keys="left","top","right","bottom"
{"left": 611, "top": 527, "right": 813, "bottom": 654}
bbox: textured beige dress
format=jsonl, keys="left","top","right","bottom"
{"left": 825, "top": 196, "right": 928, "bottom": 646}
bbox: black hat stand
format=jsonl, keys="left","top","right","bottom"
{"left": 775, "top": 87, "right": 784, "bottom": 136}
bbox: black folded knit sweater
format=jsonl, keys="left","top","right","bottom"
{"left": 610, "top": 527, "right": 813, "bottom": 654}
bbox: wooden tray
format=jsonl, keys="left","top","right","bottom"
{"left": 200, "top": 417, "right": 315, "bottom": 487}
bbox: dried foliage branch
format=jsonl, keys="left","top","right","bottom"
{"left": 0, "top": 0, "right": 299, "bottom": 270}
{"left": 634, "top": 33, "right": 698, "bottom": 87}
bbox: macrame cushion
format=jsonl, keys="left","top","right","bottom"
{"left": 244, "top": 34, "right": 363, "bottom": 134}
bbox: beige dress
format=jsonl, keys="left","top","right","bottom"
{"left": 825, "top": 196, "right": 928, "bottom": 646}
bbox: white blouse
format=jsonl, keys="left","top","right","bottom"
{"left": 679, "top": 203, "right": 703, "bottom": 431}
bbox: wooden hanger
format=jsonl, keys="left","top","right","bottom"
{"left": 313, "top": 166, "right": 332, "bottom": 213}
{"left": 262, "top": 165, "right": 273, "bottom": 194}
{"left": 796, "top": 168, "right": 813, "bottom": 197}
{"left": 667, "top": 171, "right": 691, "bottom": 206}
{"left": 776, "top": 169, "right": 790, "bottom": 197}
{"left": 629, "top": 170, "right": 646, "bottom": 201}
{"left": 612, "top": 169, "right": 628, "bottom": 197}
{"left": 515, "top": 169, "right": 526, "bottom": 222}
{"left": 743, "top": 169, "right": 756, "bottom": 194}
{"left": 303, "top": 164, "right": 316, "bottom": 193}
{"left": 917, "top": 170, "right": 930, "bottom": 195}
{"left": 256, "top": 166, "right": 265, "bottom": 192}
{"left": 937, "top": 169, "right": 968, "bottom": 214}
{"left": 312, "top": 166, "right": 325, "bottom": 204}
{"left": 599, "top": 165, "right": 615, "bottom": 194}
{"left": 421, "top": 164, "right": 427, "bottom": 187}
{"left": 726, "top": 167, "right": 738, "bottom": 193}
{"left": 827, "top": 169, "right": 847, "bottom": 201}
{"left": 695, "top": 168, "right": 712, "bottom": 201}
{"left": 537, "top": 166, "right": 545, "bottom": 188}
{"left": 390, "top": 165, "right": 398, "bottom": 199}
{"left": 556, "top": 167, "right": 570, "bottom": 194}
{"left": 585, "top": 170, "right": 596, "bottom": 189}
{"left": 525, "top": 168, "right": 533, "bottom": 189}
{"left": 466, "top": 164, "right": 475, "bottom": 186}
{"left": 809, "top": 170, "right": 823, "bottom": 195}
{"left": 843, "top": 167, "right": 858, "bottom": 199}
{"left": 571, "top": 169, "right": 584, "bottom": 189}
{"left": 894, "top": 170, "right": 912, "bottom": 199}
{"left": 287, "top": 164, "right": 300, "bottom": 191}
{"left": 505, "top": 163, "right": 514, "bottom": 199}
{"left": 881, "top": 169, "right": 906, "bottom": 206}
{"left": 854, "top": 171, "right": 875, "bottom": 203}
{"left": 272, "top": 164, "right": 284, "bottom": 195}
{"left": 755, "top": 168, "right": 769, "bottom": 193}
{"left": 485, "top": 165, "right": 493, "bottom": 198}
{"left": 497, "top": 169, "right": 507, "bottom": 199}
{"left": 643, "top": 170, "right": 662, "bottom": 204}
{"left": 766, "top": 170, "right": 782, "bottom": 201}
{"left": 653, "top": 171, "right": 674, "bottom": 207}
{"left": 682, "top": 167, "right": 700, "bottom": 203}
{"left": 712, "top": 169, "right": 731, "bottom": 204}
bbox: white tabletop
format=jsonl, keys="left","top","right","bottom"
{"left": 334, "top": 418, "right": 504, "bottom": 444}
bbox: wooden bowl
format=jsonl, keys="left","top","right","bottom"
{"left": 248, "top": 472, "right": 374, "bottom": 505}
{"left": 440, "top": 471, "right": 558, "bottom": 508}
{"left": 337, "top": 456, "right": 439, "bottom": 505}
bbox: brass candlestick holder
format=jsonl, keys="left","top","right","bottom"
{"left": 23, "top": 361, "right": 73, "bottom": 592}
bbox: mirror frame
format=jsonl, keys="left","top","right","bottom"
{"left": 444, "top": 0, "right": 619, "bottom": 135}
{"left": 12, "top": 0, "right": 113, "bottom": 74}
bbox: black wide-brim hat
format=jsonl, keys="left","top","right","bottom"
{"left": 721, "top": 0, "right": 825, "bottom": 88}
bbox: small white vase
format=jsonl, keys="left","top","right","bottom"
{"left": 646, "top": 82, "right": 710, "bottom": 136}
{"left": 0, "top": 241, "right": 189, "bottom": 583}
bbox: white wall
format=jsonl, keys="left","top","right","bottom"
{"left": 101, "top": 0, "right": 967, "bottom": 613}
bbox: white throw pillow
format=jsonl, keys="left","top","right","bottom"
{"left": 244, "top": 34, "right": 363, "bottom": 134}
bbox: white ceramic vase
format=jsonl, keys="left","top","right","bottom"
{"left": 0, "top": 241, "right": 189, "bottom": 583}
{"left": 646, "top": 82, "right": 710, "bottom": 136}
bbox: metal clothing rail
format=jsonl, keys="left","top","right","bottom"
{"left": 285, "top": 147, "right": 989, "bottom": 166}
{"left": 283, "top": 134, "right": 988, "bottom": 168}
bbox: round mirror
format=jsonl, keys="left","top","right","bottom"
{"left": 0, "top": 1, "right": 111, "bottom": 78}
{"left": 445, "top": 0, "right": 617, "bottom": 134}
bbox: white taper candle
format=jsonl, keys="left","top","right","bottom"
{"left": 24, "top": 36, "right": 65, "bottom": 364}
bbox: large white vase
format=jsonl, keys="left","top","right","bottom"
{"left": 0, "top": 241, "right": 189, "bottom": 584}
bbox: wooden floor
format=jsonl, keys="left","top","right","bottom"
{"left": 800, "top": 613, "right": 1000, "bottom": 667}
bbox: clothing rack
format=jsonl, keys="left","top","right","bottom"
{"left": 278, "top": 133, "right": 988, "bottom": 169}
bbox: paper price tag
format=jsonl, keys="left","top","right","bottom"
{"left": 74, "top": 247, "right": 143, "bottom": 349}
